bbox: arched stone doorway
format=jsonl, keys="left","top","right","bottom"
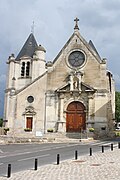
{"left": 66, "top": 101, "right": 86, "bottom": 132}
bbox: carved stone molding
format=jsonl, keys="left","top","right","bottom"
{"left": 23, "top": 106, "right": 36, "bottom": 115}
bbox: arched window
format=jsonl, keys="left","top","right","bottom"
{"left": 26, "top": 61, "right": 30, "bottom": 77}
{"left": 21, "top": 61, "right": 30, "bottom": 77}
{"left": 21, "top": 62, "right": 25, "bottom": 76}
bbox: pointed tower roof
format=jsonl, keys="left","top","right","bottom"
{"left": 89, "top": 40, "right": 101, "bottom": 59}
{"left": 16, "top": 33, "right": 38, "bottom": 60}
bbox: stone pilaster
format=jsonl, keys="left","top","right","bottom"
{"left": 58, "top": 94, "right": 66, "bottom": 132}
{"left": 87, "top": 95, "right": 95, "bottom": 127}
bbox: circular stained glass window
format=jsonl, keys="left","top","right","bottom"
{"left": 68, "top": 51, "right": 85, "bottom": 67}
{"left": 27, "top": 96, "right": 34, "bottom": 103}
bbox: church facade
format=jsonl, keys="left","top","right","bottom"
{"left": 4, "top": 19, "right": 115, "bottom": 138}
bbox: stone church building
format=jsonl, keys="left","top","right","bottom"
{"left": 4, "top": 19, "right": 115, "bottom": 138}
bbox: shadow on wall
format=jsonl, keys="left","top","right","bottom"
{"left": 89, "top": 99, "right": 114, "bottom": 138}
{"left": 93, "top": 100, "right": 114, "bottom": 121}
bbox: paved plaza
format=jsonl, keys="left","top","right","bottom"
{"left": 0, "top": 146, "right": 120, "bottom": 180}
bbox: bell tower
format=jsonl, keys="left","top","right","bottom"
{"left": 32, "top": 44, "right": 46, "bottom": 80}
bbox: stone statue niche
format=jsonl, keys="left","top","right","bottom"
{"left": 69, "top": 71, "right": 82, "bottom": 91}
{"left": 73, "top": 76, "right": 79, "bottom": 90}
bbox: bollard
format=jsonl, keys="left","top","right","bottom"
{"left": 34, "top": 158, "right": 38, "bottom": 170}
{"left": 7, "top": 164, "right": 11, "bottom": 178}
{"left": 90, "top": 147, "right": 92, "bottom": 156}
{"left": 75, "top": 150, "right": 78, "bottom": 160}
{"left": 111, "top": 143, "right": 113, "bottom": 151}
{"left": 102, "top": 145, "right": 104, "bottom": 153}
{"left": 57, "top": 154, "right": 60, "bottom": 165}
{"left": 118, "top": 142, "right": 120, "bottom": 149}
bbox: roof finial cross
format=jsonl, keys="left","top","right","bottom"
{"left": 31, "top": 21, "right": 35, "bottom": 34}
{"left": 74, "top": 17, "right": 79, "bottom": 30}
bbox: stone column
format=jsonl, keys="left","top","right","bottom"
{"left": 8, "top": 94, "right": 16, "bottom": 137}
{"left": 7, "top": 54, "right": 15, "bottom": 88}
{"left": 59, "top": 96, "right": 64, "bottom": 122}
{"left": 58, "top": 94, "right": 65, "bottom": 132}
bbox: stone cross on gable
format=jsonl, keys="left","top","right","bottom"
{"left": 31, "top": 21, "right": 35, "bottom": 34}
{"left": 74, "top": 17, "right": 79, "bottom": 30}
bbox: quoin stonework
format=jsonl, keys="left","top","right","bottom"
{"left": 4, "top": 18, "right": 115, "bottom": 138}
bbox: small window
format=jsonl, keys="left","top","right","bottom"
{"left": 26, "top": 61, "right": 30, "bottom": 77}
{"left": 27, "top": 96, "right": 34, "bottom": 103}
{"left": 21, "top": 62, "right": 25, "bottom": 76}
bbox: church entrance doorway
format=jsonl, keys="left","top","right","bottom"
{"left": 26, "top": 117, "right": 33, "bottom": 130}
{"left": 66, "top": 101, "right": 86, "bottom": 132}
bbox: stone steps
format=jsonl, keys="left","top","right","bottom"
{"left": 0, "top": 132, "right": 93, "bottom": 144}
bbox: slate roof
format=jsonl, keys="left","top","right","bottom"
{"left": 16, "top": 33, "right": 38, "bottom": 60}
{"left": 89, "top": 40, "right": 101, "bottom": 59}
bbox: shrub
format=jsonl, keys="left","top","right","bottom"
{"left": 89, "top": 128, "right": 94, "bottom": 132}
{"left": 47, "top": 128, "right": 53, "bottom": 133}
{"left": 4, "top": 127, "right": 9, "bottom": 135}
{"left": 24, "top": 128, "right": 32, "bottom": 132}
{"left": 115, "top": 131, "right": 120, "bottom": 136}
{"left": 4, "top": 128, "right": 9, "bottom": 131}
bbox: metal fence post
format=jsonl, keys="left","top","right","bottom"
{"left": 34, "top": 158, "right": 38, "bottom": 170}
{"left": 111, "top": 143, "right": 113, "bottom": 151}
{"left": 118, "top": 142, "right": 120, "bottom": 149}
{"left": 7, "top": 164, "right": 11, "bottom": 178}
{"left": 75, "top": 150, "right": 78, "bottom": 160}
{"left": 90, "top": 148, "right": 92, "bottom": 156}
{"left": 102, "top": 145, "right": 104, "bottom": 153}
{"left": 57, "top": 154, "right": 60, "bottom": 165}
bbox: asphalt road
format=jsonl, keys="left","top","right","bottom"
{"left": 0, "top": 140, "right": 118, "bottom": 177}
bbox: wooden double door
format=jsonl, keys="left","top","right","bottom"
{"left": 26, "top": 117, "right": 33, "bottom": 130}
{"left": 66, "top": 101, "right": 86, "bottom": 132}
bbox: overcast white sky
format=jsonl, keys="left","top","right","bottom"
{"left": 0, "top": 0, "right": 120, "bottom": 117}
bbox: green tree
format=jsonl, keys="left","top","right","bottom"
{"left": 0, "top": 118, "right": 3, "bottom": 127}
{"left": 115, "top": 92, "right": 120, "bottom": 122}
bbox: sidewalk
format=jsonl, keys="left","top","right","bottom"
{"left": 0, "top": 148, "right": 120, "bottom": 180}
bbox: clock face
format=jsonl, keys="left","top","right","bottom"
{"left": 68, "top": 51, "right": 85, "bottom": 68}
